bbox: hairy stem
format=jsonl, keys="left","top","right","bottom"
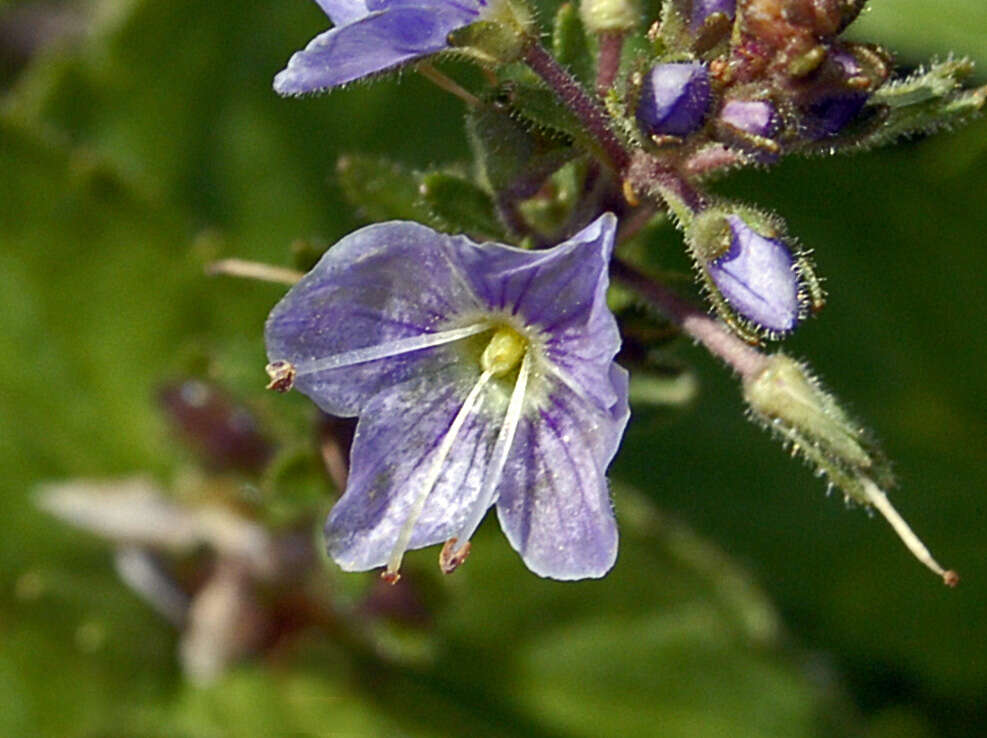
{"left": 595, "top": 32, "right": 625, "bottom": 98}
{"left": 523, "top": 40, "right": 630, "bottom": 172}
{"left": 611, "top": 259, "right": 769, "bottom": 381}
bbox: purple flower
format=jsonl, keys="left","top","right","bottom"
{"left": 265, "top": 215, "right": 629, "bottom": 580}
{"left": 636, "top": 62, "right": 711, "bottom": 138}
{"left": 690, "top": 0, "right": 735, "bottom": 31}
{"left": 274, "top": 0, "right": 494, "bottom": 94}
{"left": 707, "top": 215, "right": 801, "bottom": 334}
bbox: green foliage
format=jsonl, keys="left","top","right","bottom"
{"left": 552, "top": 3, "right": 595, "bottom": 89}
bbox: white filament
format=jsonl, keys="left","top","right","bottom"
{"left": 860, "top": 476, "right": 949, "bottom": 580}
{"left": 294, "top": 323, "right": 490, "bottom": 377}
{"left": 456, "top": 351, "right": 531, "bottom": 544}
{"left": 385, "top": 369, "right": 494, "bottom": 577}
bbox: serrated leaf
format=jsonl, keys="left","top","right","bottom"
{"left": 855, "top": 61, "right": 987, "bottom": 149}
{"left": 552, "top": 3, "right": 595, "bottom": 90}
{"left": 419, "top": 171, "right": 506, "bottom": 240}
{"left": 467, "top": 98, "right": 574, "bottom": 199}
{"left": 335, "top": 154, "right": 432, "bottom": 225}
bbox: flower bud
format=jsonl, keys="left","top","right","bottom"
{"left": 580, "top": 0, "right": 640, "bottom": 34}
{"left": 690, "top": 0, "right": 735, "bottom": 31}
{"left": 800, "top": 50, "right": 879, "bottom": 139}
{"left": 636, "top": 62, "right": 711, "bottom": 139}
{"left": 688, "top": 209, "right": 821, "bottom": 339}
{"left": 720, "top": 100, "right": 779, "bottom": 138}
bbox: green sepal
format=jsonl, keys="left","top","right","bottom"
{"left": 552, "top": 3, "right": 595, "bottom": 89}
{"left": 418, "top": 171, "right": 507, "bottom": 241}
{"left": 447, "top": 20, "right": 527, "bottom": 67}
{"left": 336, "top": 154, "right": 433, "bottom": 225}
{"left": 743, "top": 353, "right": 895, "bottom": 505}
{"left": 858, "top": 59, "right": 986, "bottom": 149}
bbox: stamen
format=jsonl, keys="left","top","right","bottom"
{"left": 860, "top": 476, "right": 958, "bottom": 587}
{"left": 383, "top": 369, "right": 495, "bottom": 582}
{"left": 293, "top": 323, "right": 489, "bottom": 377}
{"left": 206, "top": 258, "right": 303, "bottom": 285}
{"left": 446, "top": 351, "right": 532, "bottom": 566}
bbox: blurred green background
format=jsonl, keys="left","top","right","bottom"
{"left": 1, "top": 1, "right": 984, "bottom": 736}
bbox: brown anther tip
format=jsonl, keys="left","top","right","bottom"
{"left": 265, "top": 361, "right": 296, "bottom": 393}
{"left": 622, "top": 180, "right": 640, "bottom": 207}
{"left": 439, "top": 538, "right": 471, "bottom": 575}
{"left": 381, "top": 570, "right": 401, "bottom": 585}
{"left": 943, "top": 570, "right": 960, "bottom": 588}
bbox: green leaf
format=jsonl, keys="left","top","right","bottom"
{"left": 419, "top": 171, "right": 506, "bottom": 240}
{"left": 552, "top": 3, "right": 595, "bottom": 90}
{"left": 335, "top": 153, "right": 433, "bottom": 225}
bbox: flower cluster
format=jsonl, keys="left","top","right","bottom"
{"left": 264, "top": 0, "right": 978, "bottom": 584}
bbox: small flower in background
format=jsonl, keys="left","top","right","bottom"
{"left": 274, "top": 0, "right": 499, "bottom": 94}
{"left": 265, "top": 214, "right": 629, "bottom": 581}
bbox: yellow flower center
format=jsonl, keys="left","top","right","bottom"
{"left": 480, "top": 325, "right": 528, "bottom": 377}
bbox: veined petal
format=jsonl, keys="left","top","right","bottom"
{"left": 459, "top": 214, "right": 622, "bottom": 411}
{"left": 265, "top": 221, "right": 483, "bottom": 416}
{"left": 315, "top": 0, "right": 370, "bottom": 26}
{"left": 325, "top": 369, "right": 507, "bottom": 571}
{"left": 495, "top": 365, "right": 630, "bottom": 580}
{"left": 274, "top": 5, "right": 479, "bottom": 94}
{"left": 275, "top": 9, "right": 448, "bottom": 94}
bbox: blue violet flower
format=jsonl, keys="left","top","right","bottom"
{"left": 706, "top": 215, "right": 801, "bottom": 334}
{"left": 636, "top": 62, "right": 711, "bottom": 139}
{"left": 265, "top": 215, "right": 629, "bottom": 581}
{"left": 274, "top": 0, "right": 497, "bottom": 94}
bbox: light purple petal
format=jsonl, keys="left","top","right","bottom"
{"left": 315, "top": 0, "right": 370, "bottom": 26}
{"left": 274, "top": 7, "right": 472, "bottom": 94}
{"left": 708, "top": 215, "right": 800, "bottom": 333}
{"left": 265, "top": 222, "right": 483, "bottom": 416}
{"left": 495, "top": 365, "right": 629, "bottom": 580}
{"left": 325, "top": 370, "right": 504, "bottom": 570}
{"left": 459, "top": 214, "right": 621, "bottom": 411}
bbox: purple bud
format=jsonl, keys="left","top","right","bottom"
{"left": 720, "top": 100, "right": 780, "bottom": 138}
{"left": 691, "top": 0, "right": 736, "bottom": 31}
{"left": 636, "top": 62, "right": 711, "bottom": 138}
{"left": 805, "top": 93, "right": 867, "bottom": 138}
{"left": 708, "top": 215, "right": 800, "bottom": 334}
{"left": 803, "top": 51, "right": 868, "bottom": 139}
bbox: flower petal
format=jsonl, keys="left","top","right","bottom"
{"left": 460, "top": 214, "right": 622, "bottom": 411}
{"left": 274, "top": 6, "right": 475, "bottom": 94}
{"left": 265, "top": 221, "right": 483, "bottom": 416}
{"left": 315, "top": 0, "right": 369, "bottom": 26}
{"left": 325, "top": 370, "right": 505, "bottom": 570}
{"left": 495, "top": 364, "right": 630, "bottom": 580}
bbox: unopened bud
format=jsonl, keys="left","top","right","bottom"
{"left": 690, "top": 0, "right": 735, "bottom": 31}
{"left": 580, "top": 0, "right": 640, "bottom": 34}
{"left": 688, "top": 209, "right": 822, "bottom": 339}
{"left": 636, "top": 62, "right": 711, "bottom": 139}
